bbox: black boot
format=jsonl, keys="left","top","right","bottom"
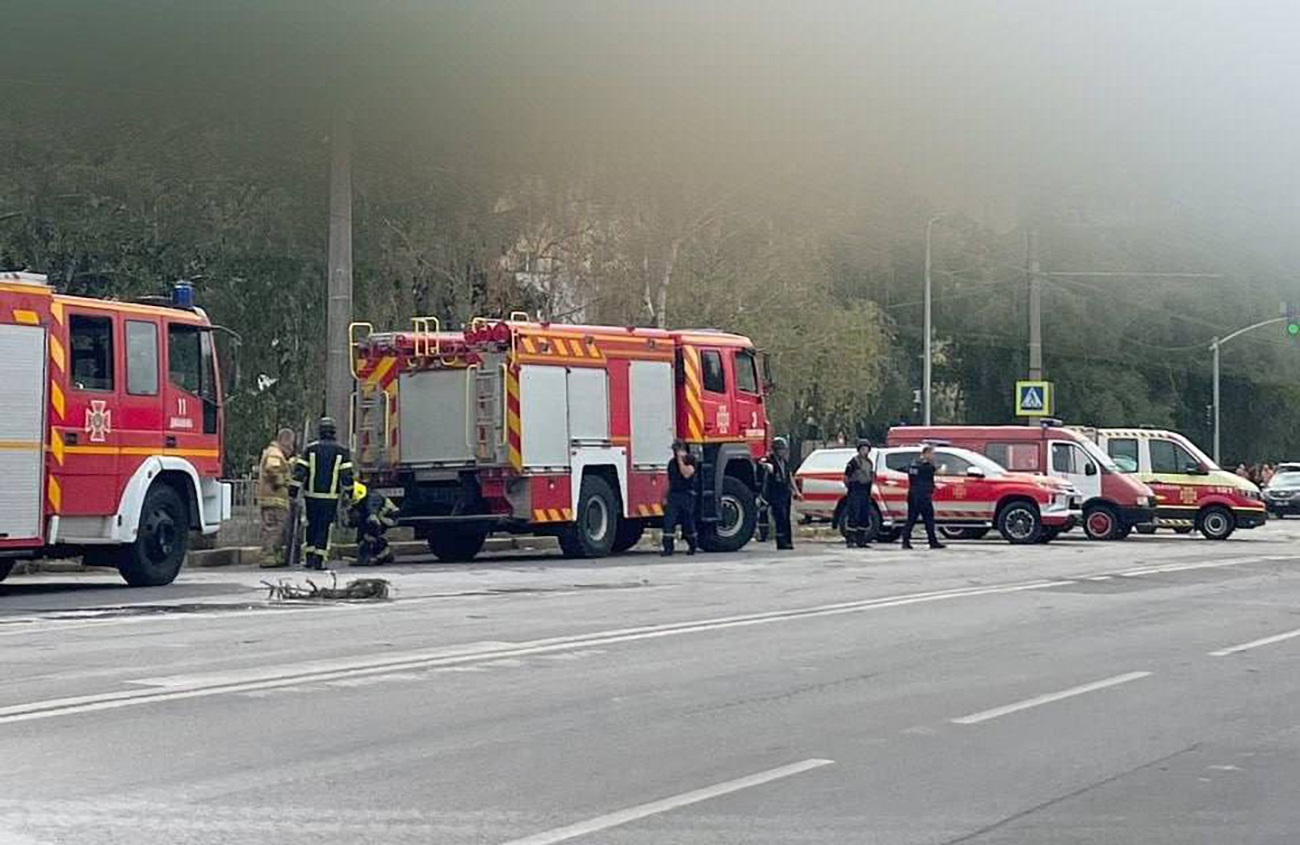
{"left": 929, "top": 541, "right": 946, "bottom": 549}
{"left": 661, "top": 537, "right": 674, "bottom": 557}
{"left": 685, "top": 535, "right": 697, "bottom": 556}
{"left": 901, "top": 539, "right": 914, "bottom": 549}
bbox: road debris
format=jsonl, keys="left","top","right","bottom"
{"left": 261, "top": 574, "right": 391, "bottom": 602}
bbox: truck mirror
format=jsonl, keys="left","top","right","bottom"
{"left": 1084, "top": 462, "right": 1097, "bottom": 476}
{"left": 965, "top": 466, "right": 985, "bottom": 478}
{"left": 759, "top": 351, "right": 775, "bottom": 391}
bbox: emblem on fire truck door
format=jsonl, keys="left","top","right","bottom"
{"left": 716, "top": 404, "right": 730, "bottom": 434}
{"left": 1180, "top": 486, "right": 1198, "bottom": 505}
{"left": 85, "top": 399, "right": 112, "bottom": 442}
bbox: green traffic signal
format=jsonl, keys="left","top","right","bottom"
{"left": 1290, "top": 321, "right": 1300, "bottom": 337}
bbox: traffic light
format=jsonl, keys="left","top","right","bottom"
{"left": 1288, "top": 303, "right": 1300, "bottom": 337}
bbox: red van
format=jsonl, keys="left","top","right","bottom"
{"left": 887, "top": 424, "right": 1157, "bottom": 540}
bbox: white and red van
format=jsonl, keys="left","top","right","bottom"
{"left": 887, "top": 423, "right": 1156, "bottom": 541}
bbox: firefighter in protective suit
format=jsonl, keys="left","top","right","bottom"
{"left": 347, "top": 482, "right": 400, "bottom": 566}
{"left": 290, "top": 416, "right": 353, "bottom": 570}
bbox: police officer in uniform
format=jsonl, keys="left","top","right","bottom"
{"left": 290, "top": 416, "right": 354, "bottom": 570}
{"left": 662, "top": 439, "right": 698, "bottom": 556}
{"left": 760, "top": 437, "right": 801, "bottom": 550}
{"left": 348, "top": 482, "right": 400, "bottom": 566}
{"left": 901, "top": 444, "right": 945, "bottom": 549}
{"left": 843, "top": 438, "right": 875, "bottom": 548}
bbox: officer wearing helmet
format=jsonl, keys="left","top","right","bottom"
{"left": 843, "top": 438, "right": 875, "bottom": 548}
{"left": 759, "top": 436, "right": 801, "bottom": 550}
{"left": 347, "top": 482, "right": 400, "bottom": 567}
{"left": 289, "top": 416, "right": 354, "bottom": 570}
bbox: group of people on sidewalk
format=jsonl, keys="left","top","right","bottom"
{"left": 256, "top": 417, "right": 398, "bottom": 571}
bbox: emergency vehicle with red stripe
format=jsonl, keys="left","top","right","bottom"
{"left": 350, "top": 316, "right": 771, "bottom": 560}
{"left": 0, "top": 272, "right": 233, "bottom": 587}
{"left": 794, "top": 444, "right": 1082, "bottom": 544}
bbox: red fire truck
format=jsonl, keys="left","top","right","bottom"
{"left": 0, "top": 272, "right": 232, "bottom": 587}
{"left": 351, "top": 316, "right": 771, "bottom": 560}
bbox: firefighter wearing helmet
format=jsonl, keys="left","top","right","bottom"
{"left": 289, "top": 416, "right": 354, "bottom": 570}
{"left": 843, "top": 438, "right": 875, "bottom": 548}
{"left": 347, "top": 482, "right": 400, "bottom": 567}
{"left": 759, "top": 436, "right": 801, "bottom": 550}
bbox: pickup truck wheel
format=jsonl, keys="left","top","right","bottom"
{"left": 997, "top": 500, "right": 1043, "bottom": 545}
{"left": 558, "top": 475, "right": 618, "bottom": 558}
{"left": 0, "top": 561, "right": 12, "bottom": 583}
{"left": 1197, "top": 506, "right": 1236, "bottom": 540}
{"left": 1083, "top": 504, "right": 1124, "bottom": 541}
{"left": 611, "top": 519, "right": 646, "bottom": 554}
{"left": 427, "top": 530, "right": 487, "bottom": 562}
{"left": 699, "top": 476, "right": 757, "bottom": 553}
{"left": 119, "top": 484, "right": 189, "bottom": 587}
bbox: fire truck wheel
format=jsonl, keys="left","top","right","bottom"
{"left": 558, "top": 475, "right": 619, "bottom": 558}
{"left": 1197, "top": 506, "right": 1236, "bottom": 540}
{"left": 699, "top": 476, "right": 757, "bottom": 553}
{"left": 427, "top": 530, "right": 488, "bottom": 562}
{"left": 996, "top": 500, "right": 1043, "bottom": 545}
{"left": 0, "top": 561, "right": 12, "bottom": 583}
{"left": 1083, "top": 504, "right": 1123, "bottom": 541}
{"left": 119, "top": 484, "right": 190, "bottom": 587}
{"left": 611, "top": 519, "right": 646, "bottom": 554}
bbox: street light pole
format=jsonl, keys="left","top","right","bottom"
{"left": 923, "top": 214, "right": 946, "bottom": 425}
{"left": 1211, "top": 336, "right": 1220, "bottom": 464}
{"left": 1208, "top": 316, "right": 1285, "bottom": 465}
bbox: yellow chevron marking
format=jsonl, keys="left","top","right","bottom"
{"left": 364, "top": 356, "right": 396, "bottom": 389}
{"left": 13, "top": 309, "right": 39, "bottom": 325}
{"left": 562, "top": 508, "right": 573, "bottom": 520}
{"left": 49, "top": 430, "right": 63, "bottom": 466}
{"left": 521, "top": 336, "right": 536, "bottom": 354}
{"left": 49, "top": 335, "right": 65, "bottom": 372}
{"left": 49, "top": 301, "right": 63, "bottom": 325}
{"left": 47, "top": 475, "right": 61, "bottom": 512}
{"left": 50, "top": 381, "right": 64, "bottom": 420}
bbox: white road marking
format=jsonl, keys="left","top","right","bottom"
{"left": 0, "top": 580, "right": 1061, "bottom": 725}
{"left": 951, "top": 671, "right": 1152, "bottom": 725}
{"left": 1116, "top": 555, "right": 1290, "bottom": 578}
{"left": 1209, "top": 627, "right": 1300, "bottom": 657}
{"left": 497, "top": 759, "right": 834, "bottom": 845}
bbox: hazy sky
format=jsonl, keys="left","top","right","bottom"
{"left": 6, "top": 1, "right": 1300, "bottom": 261}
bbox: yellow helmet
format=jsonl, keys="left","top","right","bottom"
{"left": 352, "top": 482, "right": 367, "bottom": 502}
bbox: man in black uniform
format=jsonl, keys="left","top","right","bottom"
{"left": 290, "top": 416, "right": 354, "bottom": 570}
{"left": 843, "top": 438, "right": 875, "bottom": 548}
{"left": 662, "top": 439, "right": 698, "bottom": 556}
{"left": 760, "top": 436, "right": 801, "bottom": 550}
{"left": 901, "top": 444, "right": 945, "bottom": 549}
{"left": 347, "top": 482, "right": 400, "bottom": 566}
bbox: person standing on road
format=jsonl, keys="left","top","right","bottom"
{"left": 290, "top": 416, "right": 354, "bottom": 571}
{"left": 662, "top": 439, "right": 698, "bottom": 556}
{"left": 901, "top": 444, "right": 945, "bottom": 550}
{"left": 843, "top": 438, "right": 875, "bottom": 548}
{"left": 256, "top": 427, "right": 296, "bottom": 568}
{"left": 760, "top": 436, "right": 801, "bottom": 550}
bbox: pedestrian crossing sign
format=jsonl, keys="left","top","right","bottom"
{"left": 1015, "top": 380, "right": 1053, "bottom": 416}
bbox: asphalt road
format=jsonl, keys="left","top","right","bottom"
{"left": 3, "top": 521, "right": 1300, "bottom": 844}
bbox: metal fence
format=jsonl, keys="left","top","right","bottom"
{"left": 217, "top": 477, "right": 262, "bottom": 546}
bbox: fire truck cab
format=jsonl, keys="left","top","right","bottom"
{"left": 352, "top": 317, "right": 770, "bottom": 561}
{"left": 0, "top": 272, "right": 232, "bottom": 587}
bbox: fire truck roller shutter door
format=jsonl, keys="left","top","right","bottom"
{"left": 629, "top": 360, "right": 674, "bottom": 468}
{"left": 0, "top": 324, "right": 46, "bottom": 541}
{"left": 520, "top": 365, "right": 569, "bottom": 469}
{"left": 397, "top": 369, "right": 474, "bottom": 465}
{"left": 567, "top": 367, "right": 609, "bottom": 443}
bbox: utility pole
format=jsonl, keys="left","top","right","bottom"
{"left": 1026, "top": 229, "right": 1042, "bottom": 381}
{"left": 923, "top": 214, "right": 946, "bottom": 425}
{"left": 325, "top": 109, "right": 354, "bottom": 443}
